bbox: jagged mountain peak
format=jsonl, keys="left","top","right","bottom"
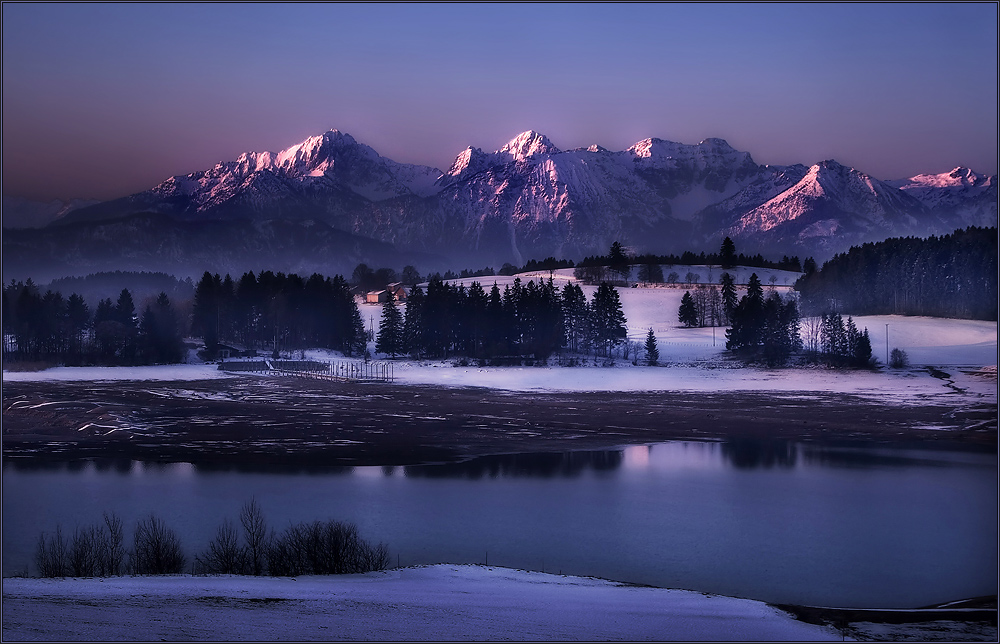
{"left": 34, "top": 127, "right": 995, "bottom": 272}
{"left": 791, "top": 160, "right": 882, "bottom": 198}
{"left": 627, "top": 137, "right": 755, "bottom": 169}
{"left": 697, "top": 137, "right": 736, "bottom": 150}
{"left": 498, "top": 130, "right": 561, "bottom": 161}
{"left": 439, "top": 145, "right": 491, "bottom": 185}
{"left": 898, "top": 166, "right": 995, "bottom": 189}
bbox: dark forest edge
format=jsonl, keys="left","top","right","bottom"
{"left": 2, "top": 227, "right": 994, "bottom": 369}
{"left": 796, "top": 226, "right": 997, "bottom": 321}
{"left": 30, "top": 499, "right": 389, "bottom": 579}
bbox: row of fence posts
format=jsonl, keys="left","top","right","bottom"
{"left": 325, "top": 360, "right": 393, "bottom": 383}
{"left": 221, "top": 359, "right": 393, "bottom": 382}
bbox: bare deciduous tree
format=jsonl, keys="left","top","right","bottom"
{"left": 70, "top": 525, "right": 101, "bottom": 577}
{"left": 241, "top": 498, "right": 268, "bottom": 576}
{"left": 35, "top": 525, "right": 69, "bottom": 577}
{"left": 196, "top": 518, "right": 245, "bottom": 574}
{"left": 802, "top": 316, "right": 823, "bottom": 358}
{"left": 130, "top": 514, "right": 185, "bottom": 575}
{"left": 101, "top": 512, "right": 125, "bottom": 576}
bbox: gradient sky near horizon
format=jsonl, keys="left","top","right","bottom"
{"left": 3, "top": 2, "right": 997, "bottom": 202}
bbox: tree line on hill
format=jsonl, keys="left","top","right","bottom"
{"left": 795, "top": 226, "right": 997, "bottom": 321}
{"left": 350, "top": 239, "right": 808, "bottom": 296}
{"left": 2, "top": 280, "right": 184, "bottom": 366}
{"left": 375, "top": 276, "right": 629, "bottom": 362}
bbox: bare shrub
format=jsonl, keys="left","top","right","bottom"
{"left": 35, "top": 524, "right": 69, "bottom": 577}
{"left": 69, "top": 525, "right": 101, "bottom": 576}
{"left": 35, "top": 512, "right": 125, "bottom": 578}
{"left": 196, "top": 518, "right": 245, "bottom": 575}
{"left": 889, "top": 348, "right": 909, "bottom": 369}
{"left": 130, "top": 514, "right": 185, "bottom": 574}
{"left": 267, "top": 519, "right": 388, "bottom": 576}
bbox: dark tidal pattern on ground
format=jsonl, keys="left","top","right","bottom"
{"left": 3, "top": 377, "right": 995, "bottom": 465}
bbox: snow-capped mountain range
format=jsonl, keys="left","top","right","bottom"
{"left": 6, "top": 129, "right": 996, "bottom": 279}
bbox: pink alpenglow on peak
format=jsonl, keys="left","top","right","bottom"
{"left": 498, "top": 130, "right": 561, "bottom": 162}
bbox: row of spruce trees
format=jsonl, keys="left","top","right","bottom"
{"left": 796, "top": 226, "right": 997, "bottom": 320}
{"left": 375, "top": 276, "right": 629, "bottom": 361}
{"left": 2, "top": 281, "right": 184, "bottom": 366}
{"left": 191, "top": 270, "right": 366, "bottom": 359}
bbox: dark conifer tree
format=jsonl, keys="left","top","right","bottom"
{"left": 114, "top": 289, "right": 137, "bottom": 328}
{"left": 637, "top": 262, "right": 664, "bottom": 283}
{"left": 65, "top": 293, "right": 90, "bottom": 363}
{"left": 608, "top": 241, "right": 630, "bottom": 284}
{"left": 645, "top": 328, "right": 659, "bottom": 366}
{"left": 465, "top": 281, "right": 489, "bottom": 357}
{"left": 678, "top": 291, "right": 699, "bottom": 328}
{"left": 720, "top": 237, "right": 737, "bottom": 269}
{"left": 485, "top": 283, "right": 505, "bottom": 357}
{"left": 720, "top": 272, "right": 738, "bottom": 325}
{"left": 375, "top": 294, "right": 404, "bottom": 357}
{"left": 591, "top": 283, "right": 627, "bottom": 356}
{"left": 854, "top": 328, "right": 873, "bottom": 367}
{"left": 561, "top": 282, "right": 588, "bottom": 354}
{"left": 193, "top": 272, "right": 222, "bottom": 352}
{"left": 403, "top": 285, "right": 426, "bottom": 357}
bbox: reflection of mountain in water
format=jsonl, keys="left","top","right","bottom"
{"left": 721, "top": 439, "right": 798, "bottom": 469}
{"left": 404, "top": 450, "right": 624, "bottom": 479}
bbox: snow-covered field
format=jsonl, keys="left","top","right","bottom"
{"left": 5, "top": 266, "right": 996, "bottom": 407}
{"left": 1, "top": 564, "right": 843, "bottom": 641}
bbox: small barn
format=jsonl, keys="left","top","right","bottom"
{"left": 366, "top": 290, "right": 389, "bottom": 304}
{"left": 387, "top": 283, "right": 408, "bottom": 302}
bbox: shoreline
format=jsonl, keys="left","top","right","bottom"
{"left": 3, "top": 374, "right": 996, "bottom": 466}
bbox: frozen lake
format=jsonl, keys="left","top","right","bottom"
{"left": 3, "top": 439, "right": 996, "bottom": 609}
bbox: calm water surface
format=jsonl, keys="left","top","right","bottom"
{"left": 3, "top": 439, "right": 996, "bottom": 608}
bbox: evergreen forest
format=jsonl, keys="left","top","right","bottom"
{"left": 383, "top": 276, "right": 628, "bottom": 361}
{"left": 3, "top": 282, "right": 184, "bottom": 366}
{"left": 795, "top": 226, "right": 997, "bottom": 320}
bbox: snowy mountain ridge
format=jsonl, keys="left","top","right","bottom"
{"left": 15, "top": 129, "right": 998, "bottom": 277}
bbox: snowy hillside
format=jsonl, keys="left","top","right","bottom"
{"left": 332, "top": 268, "right": 1000, "bottom": 399}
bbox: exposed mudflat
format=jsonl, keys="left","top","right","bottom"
{"left": 3, "top": 375, "right": 995, "bottom": 466}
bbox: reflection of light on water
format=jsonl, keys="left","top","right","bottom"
{"left": 170, "top": 462, "right": 196, "bottom": 478}
{"left": 132, "top": 461, "right": 195, "bottom": 478}
{"left": 353, "top": 465, "right": 384, "bottom": 479}
{"left": 645, "top": 441, "right": 727, "bottom": 471}
{"left": 623, "top": 445, "right": 650, "bottom": 469}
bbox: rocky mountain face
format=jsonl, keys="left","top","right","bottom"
{"left": 6, "top": 129, "right": 996, "bottom": 280}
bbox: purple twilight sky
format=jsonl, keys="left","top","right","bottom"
{"left": 2, "top": 2, "right": 997, "bottom": 202}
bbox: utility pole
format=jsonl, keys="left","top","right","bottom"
{"left": 885, "top": 324, "right": 889, "bottom": 365}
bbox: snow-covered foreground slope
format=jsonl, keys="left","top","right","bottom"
{"left": 1, "top": 564, "right": 842, "bottom": 641}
